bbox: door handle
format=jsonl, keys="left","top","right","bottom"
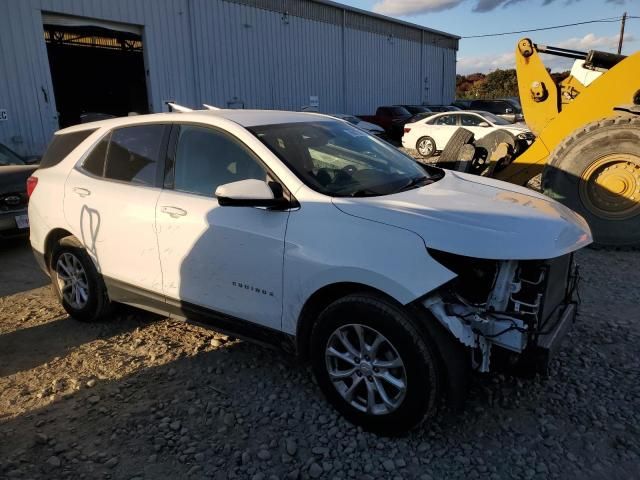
{"left": 160, "top": 206, "right": 187, "bottom": 218}
{"left": 73, "top": 187, "right": 91, "bottom": 197}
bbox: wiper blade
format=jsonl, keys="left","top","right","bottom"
{"left": 350, "top": 189, "right": 381, "bottom": 197}
{"left": 395, "top": 175, "right": 431, "bottom": 193}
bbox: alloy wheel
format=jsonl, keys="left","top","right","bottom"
{"left": 325, "top": 324, "right": 407, "bottom": 415}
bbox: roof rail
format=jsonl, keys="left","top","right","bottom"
{"left": 165, "top": 101, "right": 193, "bottom": 113}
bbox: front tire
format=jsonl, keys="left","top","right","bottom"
{"left": 50, "top": 236, "right": 112, "bottom": 322}
{"left": 310, "top": 294, "right": 441, "bottom": 435}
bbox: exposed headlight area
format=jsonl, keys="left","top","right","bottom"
{"left": 424, "top": 249, "right": 578, "bottom": 373}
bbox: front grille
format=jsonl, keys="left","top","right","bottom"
{"left": 0, "top": 192, "right": 28, "bottom": 211}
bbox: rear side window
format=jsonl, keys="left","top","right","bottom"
{"left": 104, "top": 125, "right": 166, "bottom": 186}
{"left": 39, "top": 129, "right": 96, "bottom": 169}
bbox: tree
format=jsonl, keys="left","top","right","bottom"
{"left": 477, "top": 69, "right": 519, "bottom": 99}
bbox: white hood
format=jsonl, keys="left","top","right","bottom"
{"left": 332, "top": 171, "right": 592, "bottom": 260}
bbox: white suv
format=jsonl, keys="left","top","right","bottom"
{"left": 29, "top": 110, "right": 591, "bottom": 433}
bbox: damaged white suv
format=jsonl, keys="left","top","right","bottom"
{"left": 29, "top": 110, "right": 591, "bottom": 434}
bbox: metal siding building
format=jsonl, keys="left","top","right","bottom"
{"left": 0, "top": 0, "right": 458, "bottom": 156}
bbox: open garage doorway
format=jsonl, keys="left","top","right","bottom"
{"left": 43, "top": 16, "right": 149, "bottom": 128}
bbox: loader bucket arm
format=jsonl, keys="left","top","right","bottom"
{"left": 514, "top": 38, "right": 560, "bottom": 137}
{"left": 496, "top": 38, "right": 640, "bottom": 185}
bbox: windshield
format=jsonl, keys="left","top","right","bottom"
{"left": 479, "top": 112, "right": 511, "bottom": 126}
{"left": 250, "top": 121, "right": 441, "bottom": 197}
{"left": 0, "top": 144, "right": 25, "bottom": 166}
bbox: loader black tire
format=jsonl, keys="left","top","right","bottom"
{"left": 436, "top": 128, "right": 475, "bottom": 169}
{"left": 542, "top": 116, "right": 640, "bottom": 248}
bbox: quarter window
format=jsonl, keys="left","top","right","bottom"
{"left": 82, "top": 135, "right": 110, "bottom": 176}
{"left": 172, "top": 125, "right": 267, "bottom": 197}
{"left": 103, "top": 125, "right": 166, "bottom": 186}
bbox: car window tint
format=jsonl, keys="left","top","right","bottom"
{"left": 104, "top": 125, "right": 165, "bottom": 186}
{"left": 82, "top": 135, "right": 110, "bottom": 177}
{"left": 173, "top": 125, "right": 267, "bottom": 197}
{"left": 433, "top": 115, "right": 456, "bottom": 126}
{"left": 39, "top": 129, "right": 96, "bottom": 169}
{"left": 460, "top": 115, "right": 483, "bottom": 127}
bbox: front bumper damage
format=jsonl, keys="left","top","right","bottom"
{"left": 424, "top": 254, "right": 579, "bottom": 373}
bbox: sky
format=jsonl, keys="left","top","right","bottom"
{"left": 337, "top": 0, "right": 639, "bottom": 74}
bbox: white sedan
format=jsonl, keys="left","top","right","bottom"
{"left": 402, "top": 110, "right": 534, "bottom": 158}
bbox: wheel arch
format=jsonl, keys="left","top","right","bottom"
{"left": 43, "top": 228, "right": 75, "bottom": 268}
{"left": 295, "top": 282, "right": 394, "bottom": 362}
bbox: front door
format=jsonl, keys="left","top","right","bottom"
{"left": 155, "top": 124, "right": 289, "bottom": 330}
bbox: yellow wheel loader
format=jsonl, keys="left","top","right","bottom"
{"left": 444, "top": 38, "right": 640, "bottom": 247}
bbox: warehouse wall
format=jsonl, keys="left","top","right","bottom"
{"left": 0, "top": 0, "right": 198, "bottom": 156}
{"left": 0, "top": 0, "right": 457, "bottom": 156}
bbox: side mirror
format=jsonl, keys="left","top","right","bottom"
{"left": 478, "top": 121, "right": 490, "bottom": 127}
{"left": 505, "top": 107, "right": 514, "bottom": 114}
{"left": 216, "top": 179, "right": 290, "bottom": 209}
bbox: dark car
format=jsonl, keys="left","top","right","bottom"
{"left": 468, "top": 99, "right": 524, "bottom": 123}
{"left": 0, "top": 143, "right": 38, "bottom": 238}
{"left": 405, "top": 112, "right": 437, "bottom": 124}
{"left": 423, "top": 105, "right": 461, "bottom": 112}
{"left": 451, "top": 100, "right": 472, "bottom": 109}
{"left": 395, "top": 105, "right": 432, "bottom": 115}
{"left": 358, "top": 106, "right": 413, "bottom": 140}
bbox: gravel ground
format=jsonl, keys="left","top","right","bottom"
{"left": 0, "top": 238, "right": 639, "bottom": 480}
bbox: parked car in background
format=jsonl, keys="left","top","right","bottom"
{"left": 329, "top": 114, "right": 385, "bottom": 137}
{"left": 395, "top": 105, "right": 432, "bottom": 115}
{"left": 451, "top": 100, "right": 472, "bottom": 110}
{"left": 405, "top": 112, "right": 437, "bottom": 124}
{"left": 402, "top": 110, "right": 534, "bottom": 158}
{"left": 468, "top": 99, "right": 524, "bottom": 123}
{"left": 29, "top": 109, "right": 589, "bottom": 434}
{"left": 358, "top": 106, "right": 413, "bottom": 139}
{"left": 0, "top": 143, "right": 39, "bottom": 238}
{"left": 423, "top": 105, "right": 461, "bottom": 112}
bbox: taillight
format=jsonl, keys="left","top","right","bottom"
{"left": 26, "top": 176, "right": 38, "bottom": 198}
{"left": 404, "top": 127, "right": 411, "bottom": 133}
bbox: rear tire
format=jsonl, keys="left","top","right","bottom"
{"left": 416, "top": 136, "right": 436, "bottom": 158}
{"left": 542, "top": 116, "right": 640, "bottom": 247}
{"left": 437, "top": 128, "right": 475, "bottom": 169}
{"left": 50, "top": 236, "right": 112, "bottom": 322}
{"left": 310, "top": 293, "right": 441, "bottom": 435}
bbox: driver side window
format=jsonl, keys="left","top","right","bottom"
{"left": 170, "top": 125, "right": 268, "bottom": 197}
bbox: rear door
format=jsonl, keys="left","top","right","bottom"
{"left": 63, "top": 124, "right": 169, "bottom": 295}
{"left": 428, "top": 114, "right": 458, "bottom": 147}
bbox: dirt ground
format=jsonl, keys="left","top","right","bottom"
{"left": 0, "top": 237, "right": 639, "bottom": 480}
